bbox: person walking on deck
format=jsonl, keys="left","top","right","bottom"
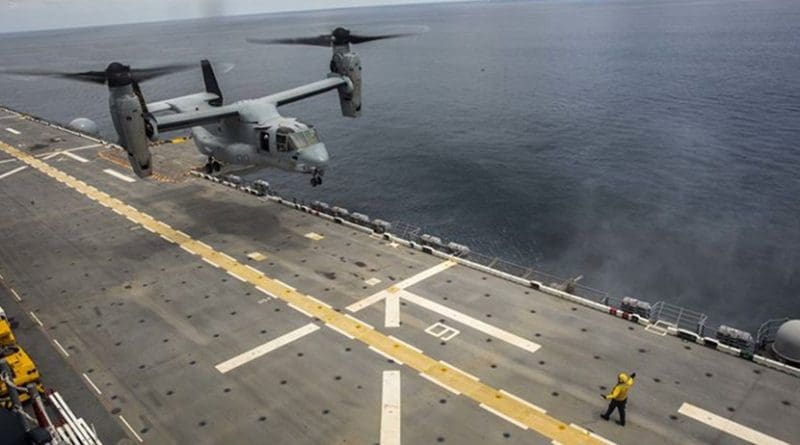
{"left": 601, "top": 372, "right": 636, "bottom": 426}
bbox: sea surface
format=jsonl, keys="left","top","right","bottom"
{"left": 1, "top": 0, "right": 798, "bottom": 332}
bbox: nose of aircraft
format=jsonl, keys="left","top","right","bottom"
{"left": 297, "top": 142, "right": 329, "bottom": 168}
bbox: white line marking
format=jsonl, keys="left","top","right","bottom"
{"left": 103, "top": 168, "right": 135, "bottom": 183}
{"left": 307, "top": 295, "right": 331, "bottom": 308}
{"left": 41, "top": 152, "right": 61, "bottom": 160}
{"left": 387, "top": 335, "right": 423, "bottom": 353}
{"left": 380, "top": 370, "right": 401, "bottom": 445}
{"left": 419, "top": 372, "right": 460, "bottom": 395}
{"left": 325, "top": 323, "right": 355, "bottom": 339}
{"left": 196, "top": 241, "right": 213, "bottom": 250}
{"left": 215, "top": 323, "right": 319, "bottom": 374}
{"left": 345, "top": 313, "right": 373, "bottom": 329}
{"left": 255, "top": 286, "right": 274, "bottom": 298}
{"left": 347, "top": 260, "right": 457, "bottom": 312}
{"left": 0, "top": 115, "right": 17, "bottom": 120}
{"left": 678, "top": 402, "right": 791, "bottom": 445}
{"left": 402, "top": 290, "right": 541, "bottom": 354}
{"left": 439, "top": 361, "right": 479, "bottom": 381}
{"left": 175, "top": 230, "right": 189, "bottom": 238}
{"left": 499, "top": 389, "right": 547, "bottom": 414}
{"left": 53, "top": 339, "right": 70, "bottom": 357}
{"left": 569, "top": 424, "right": 588, "bottom": 434}
{"left": 82, "top": 373, "right": 102, "bottom": 395}
{"left": 480, "top": 403, "right": 529, "bottom": 429}
{"left": 179, "top": 245, "right": 194, "bottom": 255}
{"left": 219, "top": 252, "right": 236, "bottom": 263}
{"left": 274, "top": 279, "right": 296, "bottom": 291}
{"left": 202, "top": 258, "right": 220, "bottom": 268}
{"left": 0, "top": 158, "right": 18, "bottom": 164}
{"left": 63, "top": 151, "right": 89, "bottom": 163}
{"left": 287, "top": 303, "right": 313, "bottom": 318}
{"left": 244, "top": 264, "right": 264, "bottom": 277}
{"left": 118, "top": 415, "right": 143, "bottom": 442}
{"left": 0, "top": 272, "right": 4, "bottom": 280}
{"left": 385, "top": 292, "right": 400, "bottom": 328}
{"left": 5, "top": 128, "right": 21, "bottom": 135}
{"left": 29, "top": 312, "right": 43, "bottom": 327}
{"left": 369, "top": 346, "right": 403, "bottom": 365}
{"left": 0, "top": 165, "right": 27, "bottom": 180}
{"left": 227, "top": 271, "right": 247, "bottom": 282}
{"left": 65, "top": 143, "right": 101, "bottom": 152}
{"left": 10, "top": 288, "right": 22, "bottom": 302}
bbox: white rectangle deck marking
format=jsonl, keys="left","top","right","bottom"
{"left": 480, "top": 403, "right": 529, "bottom": 429}
{"left": 678, "top": 402, "right": 790, "bottom": 445}
{"left": 82, "top": 373, "right": 102, "bottom": 395}
{"left": 424, "top": 322, "right": 460, "bottom": 341}
{"left": 103, "top": 168, "right": 135, "bottom": 182}
{"left": 227, "top": 271, "right": 247, "bottom": 282}
{"left": 403, "top": 291, "right": 541, "bottom": 354}
{"left": 29, "top": 312, "right": 43, "bottom": 327}
{"left": 347, "top": 260, "right": 457, "bottom": 312}
{"left": 202, "top": 258, "right": 220, "bottom": 268}
{"left": 385, "top": 292, "right": 400, "bottom": 328}
{"left": 304, "top": 232, "right": 324, "bottom": 240}
{"left": 5, "top": 128, "right": 21, "bottom": 134}
{"left": 215, "top": 323, "right": 319, "bottom": 374}
{"left": 247, "top": 251, "right": 267, "bottom": 261}
{"left": 255, "top": 286, "right": 274, "bottom": 299}
{"left": 10, "top": 288, "right": 22, "bottom": 302}
{"left": 369, "top": 346, "right": 403, "bottom": 364}
{"left": 53, "top": 339, "right": 70, "bottom": 357}
{"left": 380, "top": 370, "right": 401, "bottom": 445}
{"left": 419, "top": 372, "right": 460, "bottom": 395}
{"left": 365, "top": 277, "right": 381, "bottom": 286}
{"left": 118, "top": 415, "right": 143, "bottom": 442}
{"left": 63, "top": 151, "right": 89, "bottom": 163}
{"left": 0, "top": 165, "right": 27, "bottom": 180}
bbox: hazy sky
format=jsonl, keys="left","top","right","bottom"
{"left": 1, "top": 0, "right": 459, "bottom": 33}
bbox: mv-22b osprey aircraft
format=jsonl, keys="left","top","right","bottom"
{"left": 5, "top": 28, "right": 415, "bottom": 186}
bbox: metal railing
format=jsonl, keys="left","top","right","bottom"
{"left": 756, "top": 318, "right": 789, "bottom": 351}
{"left": 649, "top": 301, "right": 708, "bottom": 334}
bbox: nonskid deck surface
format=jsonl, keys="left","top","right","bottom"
{"left": 0, "top": 108, "right": 797, "bottom": 445}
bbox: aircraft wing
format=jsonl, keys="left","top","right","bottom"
{"left": 263, "top": 76, "right": 348, "bottom": 107}
{"left": 147, "top": 92, "right": 222, "bottom": 114}
{"left": 153, "top": 104, "right": 239, "bottom": 133}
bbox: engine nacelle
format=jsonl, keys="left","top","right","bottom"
{"left": 330, "top": 50, "right": 362, "bottom": 118}
{"left": 109, "top": 85, "right": 153, "bottom": 178}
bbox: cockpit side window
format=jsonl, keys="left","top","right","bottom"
{"left": 276, "top": 128, "right": 291, "bottom": 152}
{"left": 288, "top": 129, "right": 320, "bottom": 150}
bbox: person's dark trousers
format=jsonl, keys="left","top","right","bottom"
{"left": 603, "top": 399, "right": 627, "bottom": 425}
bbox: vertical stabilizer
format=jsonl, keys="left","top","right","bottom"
{"left": 201, "top": 60, "right": 223, "bottom": 106}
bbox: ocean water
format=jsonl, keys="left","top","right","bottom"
{"left": 1, "top": 0, "right": 798, "bottom": 331}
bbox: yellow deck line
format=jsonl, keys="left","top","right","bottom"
{"left": 0, "top": 140, "right": 608, "bottom": 445}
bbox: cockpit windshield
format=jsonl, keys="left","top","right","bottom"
{"left": 288, "top": 129, "right": 320, "bottom": 150}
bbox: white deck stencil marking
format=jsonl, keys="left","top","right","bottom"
{"left": 5, "top": 128, "right": 21, "bottom": 135}
{"left": 103, "top": 168, "right": 135, "bottom": 183}
{"left": 215, "top": 323, "right": 319, "bottom": 373}
{"left": 404, "top": 290, "right": 540, "bottom": 353}
{"left": 380, "top": 370, "right": 401, "bottom": 445}
{"left": 678, "top": 403, "right": 790, "bottom": 445}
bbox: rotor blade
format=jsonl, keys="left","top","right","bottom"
{"left": 0, "top": 68, "right": 107, "bottom": 84}
{"left": 130, "top": 63, "right": 195, "bottom": 82}
{"left": 348, "top": 32, "right": 418, "bottom": 44}
{"left": 247, "top": 35, "right": 332, "bottom": 47}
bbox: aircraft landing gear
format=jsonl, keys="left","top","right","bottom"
{"left": 310, "top": 169, "right": 323, "bottom": 187}
{"left": 204, "top": 157, "right": 222, "bottom": 174}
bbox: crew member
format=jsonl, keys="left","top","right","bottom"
{"left": 601, "top": 372, "right": 636, "bottom": 426}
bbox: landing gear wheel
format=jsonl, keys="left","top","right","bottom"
{"left": 310, "top": 176, "right": 321, "bottom": 187}
{"left": 212, "top": 160, "right": 221, "bottom": 172}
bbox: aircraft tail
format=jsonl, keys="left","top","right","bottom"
{"left": 201, "top": 60, "right": 223, "bottom": 106}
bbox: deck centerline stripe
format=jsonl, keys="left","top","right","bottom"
{"left": 0, "top": 139, "right": 611, "bottom": 445}
{"left": 347, "top": 260, "right": 456, "bottom": 312}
